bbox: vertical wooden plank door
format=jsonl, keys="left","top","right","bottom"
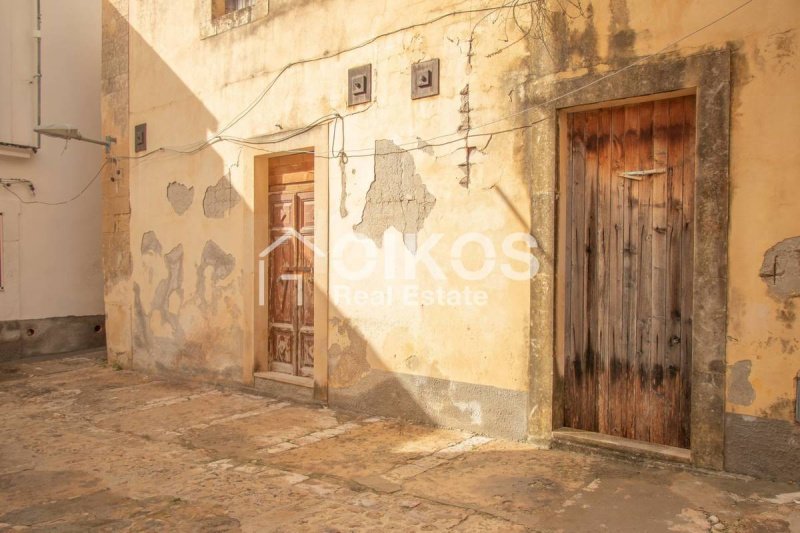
{"left": 563, "top": 95, "right": 695, "bottom": 449}
{"left": 267, "top": 154, "right": 315, "bottom": 380}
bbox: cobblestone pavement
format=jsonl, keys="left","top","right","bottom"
{"left": 1, "top": 352, "right": 799, "bottom": 532}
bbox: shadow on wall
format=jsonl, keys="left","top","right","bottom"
{"left": 118, "top": 9, "right": 241, "bottom": 384}
{"left": 324, "top": 303, "right": 530, "bottom": 440}
{"left": 110, "top": 1, "right": 536, "bottom": 441}
{"left": 326, "top": 309, "right": 440, "bottom": 427}
{"left": 110, "top": 5, "right": 454, "bottom": 430}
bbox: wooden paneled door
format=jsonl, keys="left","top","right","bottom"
{"left": 562, "top": 94, "right": 695, "bottom": 449}
{"left": 267, "top": 154, "right": 315, "bottom": 380}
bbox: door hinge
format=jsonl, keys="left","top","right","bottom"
{"left": 619, "top": 168, "right": 666, "bottom": 180}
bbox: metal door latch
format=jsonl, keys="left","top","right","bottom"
{"left": 795, "top": 371, "right": 800, "bottom": 424}
{"left": 619, "top": 168, "right": 666, "bottom": 180}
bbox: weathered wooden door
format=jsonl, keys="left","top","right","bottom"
{"left": 563, "top": 95, "right": 695, "bottom": 448}
{"left": 267, "top": 154, "right": 315, "bottom": 379}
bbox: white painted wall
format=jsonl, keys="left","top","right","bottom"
{"left": 0, "top": 0, "right": 103, "bottom": 321}
{"left": 0, "top": 0, "right": 36, "bottom": 147}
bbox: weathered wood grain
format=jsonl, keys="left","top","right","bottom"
{"left": 563, "top": 95, "right": 694, "bottom": 448}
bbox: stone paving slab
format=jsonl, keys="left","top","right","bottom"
{"left": 0, "top": 353, "right": 799, "bottom": 532}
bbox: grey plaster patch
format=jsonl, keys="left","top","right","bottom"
{"left": 329, "top": 369, "right": 528, "bottom": 440}
{"left": 167, "top": 182, "right": 194, "bottom": 215}
{"left": 126, "top": 239, "right": 243, "bottom": 383}
{"left": 141, "top": 231, "right": 162, "bottom": 256}
{"left": 725, "top": 413, "right": 800, "bottom": 482}
{"left": 759, "top": 236, "right": 800, "bottom": 301}
{"left": 353, "top": 139, "right": 436, "bottom": 252}
{"left": 132, "top": 282, "right": 150, "bottom": 351}
{"left": 416, "top": 137, "right": 434, "bottom": 156}
{"left": 196, "top": 240, "right": 236, "bottom": 308}
{"left": 728, "top": 360, "right": 755, "bottom": 406}
{"left": 132, "top": 275, "right": 243, "bottom": 385}
{"left": 328, "top": 316, "right": 370, "bottom": 389}
{"left": 203, "top": 175, "right": 240, "bottom": 219}
{"left": 198, "top": 241, "right": 235, "bottom": 283}
{"left": 151, "top": 245, "right": 184, "bottom": 334}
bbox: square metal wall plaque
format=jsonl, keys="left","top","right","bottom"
{"left": 134, "top": 123, "right": 147, "bottom": 152}
{"left": 348, "top": 64, "right": 372, "bottom": 106}
{"left": 411, "top": 58, "right": 439, "bottom": 100}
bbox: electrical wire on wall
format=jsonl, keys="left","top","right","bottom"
{"left": 1, "top": 160, "right": 111, "bottom": 206}
{"left": 0, "top": 178, "right": 35, "bottom": 193}
{"left": 112, "top": 0, "right": 752, "bottom": 167}
{"left": 2, "top": 0, "right": 753, "bottom": 202}
{"left": 116, "top": 0, "right": 579, "bottom": 164}
{"left": 124, "top": 0, "right": 566, "bottom": 162}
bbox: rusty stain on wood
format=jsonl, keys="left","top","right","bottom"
{"left": 564, "top": 95, "right": 695, "bottom": 449}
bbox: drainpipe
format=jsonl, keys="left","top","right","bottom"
{"left": 33, "top": 0, "right": 42, "bottom": 149}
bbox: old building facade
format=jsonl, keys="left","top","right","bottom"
{"left": 101, "top": 0, "right": 800, "bottom": 481}
{"left": 0, "top": 0, "right": 105, "bottom": 358}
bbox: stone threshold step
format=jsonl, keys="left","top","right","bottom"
{"left": 254, "top": 371, "right": 313, "bottom": 388}
{"left": 552, "top": 428, "right": 692, "bottom": 465}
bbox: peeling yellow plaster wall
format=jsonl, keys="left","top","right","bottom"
{"left": 724, "top": 15, "right": 800, "bottom": 422}
{"left": 117, "top": 0, "right": 536, "bottom": 393}
{"left": 551, "top": 0, "right": 800, "bottom": 423}
{"left": 105, "top": 0, "right": 800, "bottom": 428}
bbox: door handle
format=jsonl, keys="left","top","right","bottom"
{"left": 619, "top": 168, "right": 666, "bottom": 180}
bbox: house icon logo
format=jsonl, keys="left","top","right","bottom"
{"left": 258, "top": 228, "right": 325, "bottom": 307}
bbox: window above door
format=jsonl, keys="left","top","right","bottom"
{"left": 221, "top": 0, "right": 255, "bottom": 16}
{"left": 201, "top": 0, "right": 268, "bottom": 39}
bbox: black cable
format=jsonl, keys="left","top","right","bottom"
{"left": 119, "top": 0, "right": 541, "bottom": 162}
{"left": 224, "top": 115, "right": 551, "bottom": 160}
{"left": 1, "top": 160, "right": 110, "bottom": 206}
{"left": 211, "top": 0, "right": 539, "bottom": 140}
{"left": 116, "top": 0, "right": 751, "bottom": 163}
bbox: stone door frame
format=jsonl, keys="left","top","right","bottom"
{"left": 526, "top": 50, "right": 731, "bottom": 469}
{"left": 242, "top": 124, "right": 330, "bottom": 402}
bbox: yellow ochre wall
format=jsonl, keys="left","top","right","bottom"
{"left": 101, "top": 0, "right": 800, "bottom": 477}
